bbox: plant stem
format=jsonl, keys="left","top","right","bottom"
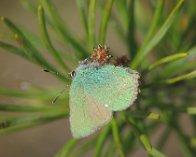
{"left": 99, "top": 0, "right": 114, "bottom": 45}
{"left": 38, "top": 5, "right": 70, "bottom": 72}
{"left": 127, "top": 0, "right": 137, "bottom": 58}
{"left": 111, "top": 119, "right": 125, "bottom": 157}
{"left": 131, "top": 0, "right": 184, "bottom": 68}
{"left": 88, "top": 0, "right": 96, "bottom": 50}
{"left": 76, "top": 0, "right": 88, "bottom": 39}
{"left": 94, "top": 125, "right": 110, "bottom": 157}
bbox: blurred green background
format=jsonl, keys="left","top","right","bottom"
{"left": 0, "top": 0, "right": 195, "bottom": 157}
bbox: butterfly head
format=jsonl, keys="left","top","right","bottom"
{"left": 69, "top": 45, "right": 112, "bottom": 78}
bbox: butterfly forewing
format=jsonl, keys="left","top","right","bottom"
{"left": 69, "top": 72, "right": 112, "bottom": 138}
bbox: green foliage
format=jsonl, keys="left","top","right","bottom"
{"left": 0, "top": 0, "right": 195, "bottom": 156}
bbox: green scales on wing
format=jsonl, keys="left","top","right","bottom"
{"left": 69, "top": 64, "right": 139, "bottom": 138}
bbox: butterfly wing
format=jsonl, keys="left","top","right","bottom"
{"left": 83, "top": 65, "right": 140, "bottom": 111}
{"left": 69, "top": 72, "right": 112, "bottom": 138}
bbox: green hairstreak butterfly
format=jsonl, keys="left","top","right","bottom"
{"left": 69, "top": 45, "right": 140, "bottom": 138}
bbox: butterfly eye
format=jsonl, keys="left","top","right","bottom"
{"left": 69, "top": 71, "right": 76, "bottom": 78}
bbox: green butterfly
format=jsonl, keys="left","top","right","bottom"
{"left": 69, "top": 63, "right": 139, "bottom": 138}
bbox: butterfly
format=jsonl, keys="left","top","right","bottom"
{"left": 69, "top": 45, "right": 140, "bottom": 138}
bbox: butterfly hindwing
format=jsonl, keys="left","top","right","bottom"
{"left": 83, "top": 65, "right": 140, "bottom": 111}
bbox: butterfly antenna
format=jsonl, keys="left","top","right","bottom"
{"left": 43, "top": 69, "right": 68, "bottom": 79}
{"left": 52, "top": 85, "right": 69, "bottom": 104}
